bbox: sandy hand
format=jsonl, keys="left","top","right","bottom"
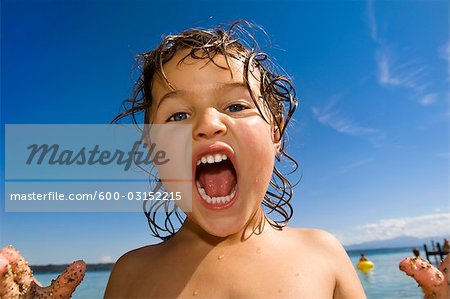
{"left": 0, "top": 245, "right": 85, "bottom": 299}
{"left": 399, "top": 255, "right": 449, "bottom": 299}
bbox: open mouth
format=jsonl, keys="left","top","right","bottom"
{"left": 195, "top": 153, "right": 238, "bottom": 208}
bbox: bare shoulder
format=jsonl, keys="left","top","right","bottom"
{"left": 286, "top": 227, "right": 367, "bottom": 299}
{"left": 103, "top": 244, "right": 163, "bottom": 298}
{"left": 287, "top": 228, "right": 350, "bottom": 272}
{"left": 290, "top": 227, "right": 340, "bottom": 243}
{"left": 287, "top": 227, "right": 345, "bottom": 254}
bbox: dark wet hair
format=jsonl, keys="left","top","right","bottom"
{"left": 112, "top": 20, "right": 299, "bottom": 240}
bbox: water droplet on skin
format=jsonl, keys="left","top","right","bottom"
{"left": 218, "top": 254, "right": 225, "bottom": 260}
{"left": 193, "top": 290, "right": 199, "bottom": 296}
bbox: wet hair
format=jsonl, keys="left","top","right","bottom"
{"left": 112, "top": 20, "right": 299, "bottom": 240}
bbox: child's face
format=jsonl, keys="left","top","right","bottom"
{"left": 150, "top": 49, "right": 280, "bottom": 237}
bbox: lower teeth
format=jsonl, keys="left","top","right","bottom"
{"left": 196, "top": 182, "right": 237, "bottom": 204}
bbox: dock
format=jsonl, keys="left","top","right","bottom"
{"left": 423, "top": 240, "right": 448, "bottom": 264}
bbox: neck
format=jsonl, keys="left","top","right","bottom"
{"left": 174, "top": 206, "right": 273, "bottom": 247}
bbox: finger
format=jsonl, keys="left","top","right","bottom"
{"left": 438, "top": 255, "right": 449, "bottom": 285}
{"left": 0, "top": 245, "right": 34, "bottom": 295}
{"left": 34, "top": 260, "right": 86, "bottom": 298}
{"left": 33, "top": 276, "right": 43, "bottom": 288}
{"left": 0, "top": 257, "right": 20, "bottom": 299}
{"left": 399, "top": 257, "right": 447, "bottom": 298}
{"left": 0, "top": 254, "right": 8, "bottom": 275}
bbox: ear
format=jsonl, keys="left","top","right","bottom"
{"left": 272, "top": 115, "right": 284, "bottom": 155}
{"left": 141, "top": 127, "right": 152, "bottom": 148}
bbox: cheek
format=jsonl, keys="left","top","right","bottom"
{"left": 240, "top": 116, "right": 276, "bottom": 158}
{"left": 238, "top": 117, "right": 276, "bottom": 190}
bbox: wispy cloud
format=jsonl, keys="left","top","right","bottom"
{"left": 367, "top": 0, "right": 439, "bottom": 106}
{"left": 336, "top": 212, "right": 450, "bottom": 245}
{"left": 376, "top": 50, "right": 426, "bottom": 90}
{"left": 418, "top": 93, "right": 437, "bottom": 106}
{"left": 367, "top": 0, "right": 378, "bottom": 42}
{"left": 338, "top": 158, "right": 374, "bottom": 174}
{"left": 312, "top": 98, "right": 384, "bottom": 147}
{"left": 376, "top": 48, "right": 438, "bottom": 106}
{"left": 439, "top": 42, "right": 450, "bottom": 62}
{"left": 439, "top": 42, "right": 450, "bottom": 82}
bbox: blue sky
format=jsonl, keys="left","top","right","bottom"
{"left": 1, "top": 0, "right": 449, "bottom": 264}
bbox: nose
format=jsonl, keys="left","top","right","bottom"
{"left": 193, "top": 107, "right": 227, "bottom": 140}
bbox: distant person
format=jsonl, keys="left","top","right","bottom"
{"left": 359, "top": 253, "right": 368, "bottom": 262}
{"left": 412, "top": 248, "right": 420, "bottom": 257}
{"left": 357, "top": 253, "right": 374, "bottom": 273}
{"left": 443, "top": 238, "right": 450, "bottom": 254}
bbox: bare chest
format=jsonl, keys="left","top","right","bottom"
{"left": 128, "top": 248, "right": 335, "bottom": 299}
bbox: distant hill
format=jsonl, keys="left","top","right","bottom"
{"left": 344, "top": 235, "right": 448, "bottom": 251}
{"left": 31, "top": 263, "right": 114, "bottom": 274}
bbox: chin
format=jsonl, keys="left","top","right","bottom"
{"left": 207, "top": 222, "right": 243, "bottom": 238}
{"left": 197, "top": 214, "right": 248, "bottom": 238}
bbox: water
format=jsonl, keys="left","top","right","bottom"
{"left": 35, "top": 270, "right": 110, "bottom": 298}
{"left": 34, "top": 247, "right": 431, "bottom": 298}
{"left": 348, "top": 247, "right": 428, "bottom": 299}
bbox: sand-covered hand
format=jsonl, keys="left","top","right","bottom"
{"left": 0, "top": 245, "right": 85, "bottom": 299}
{"left": 399, "top": 255, "right": 449, "bottom": 299}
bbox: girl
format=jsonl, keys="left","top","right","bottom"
{"left": 104, "top": 20, "right": 366, "bottom": 298}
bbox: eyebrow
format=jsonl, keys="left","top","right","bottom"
{"left": 155, "top": 82, "right": 249, "bottom": 110}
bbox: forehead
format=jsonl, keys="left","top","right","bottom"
{"left": 151, "top": 49, "right": 260, "bottom": 99}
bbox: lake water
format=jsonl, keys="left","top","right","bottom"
{"left": 348, "top": 247, "right": 428, "bottom": 299}
{"left": 35, "top": 270, "right": 110, "bottom": 298}
{"left": 35, "top": 247, "right": 430, "bottom": 298}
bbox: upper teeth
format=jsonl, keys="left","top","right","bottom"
{"left": 196, "top": 154, "right": 228, "bottom": 166}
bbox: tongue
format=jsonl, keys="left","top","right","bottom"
{"left": 198, "top": 163, "right": 236, "bottom": 198}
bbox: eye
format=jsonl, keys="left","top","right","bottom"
{"left": 167, "top": 112, "right": 189, "bottom": 122}
{"left": 226, "top": 103, "right": 247, "bottom": 113}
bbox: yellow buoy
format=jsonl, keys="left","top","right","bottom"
{"left": 357, "top": 260, "right": 374, "bottom": 273}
